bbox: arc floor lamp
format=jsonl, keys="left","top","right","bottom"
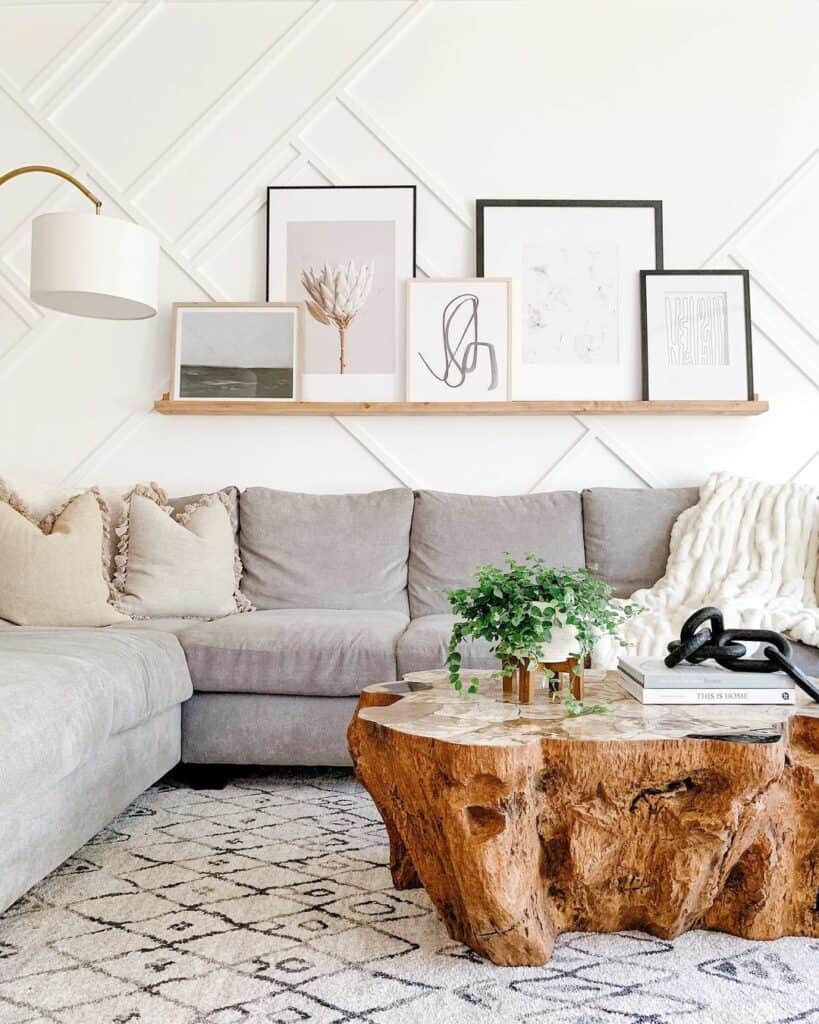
{"left": 0, "top": 165, "right": 158, "bottom": 320}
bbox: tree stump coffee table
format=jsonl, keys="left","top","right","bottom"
{"left": 347, "top": 670, "right": 819, "bottom": 966}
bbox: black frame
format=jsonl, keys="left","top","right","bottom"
{"left": 265, "top": 184, "right": 417, "bottom": 302}
{"left": 475, "top": 198, "right": 664, "bottom": 276}
{"left": 640, "top": 269, "right": 753, "bottom": 401}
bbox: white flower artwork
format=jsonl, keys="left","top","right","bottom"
{"left": 300, "top": 260, "right": 374, "bottom": 374}
{"left": 523, "top": 242, "right": 620, "bottom": 365}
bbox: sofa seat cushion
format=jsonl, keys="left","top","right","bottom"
{"left": 582, "top": 487, "right": 699, "bottom": 597}
{"left": 396, "top": 614, "right": 498, "bottom": 678}
{"left": 179, "top": 609, "right": 409, "bottom": 697}
{"left": 409, "top": 490, "right": 586, "bottom": 617}
{"left": 0, "top": 628, "right": 192, "bottom": 805}
{"left": 107, "top": 617, "right": 216, "bottom": 635}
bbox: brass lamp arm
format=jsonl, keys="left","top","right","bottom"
{"left": 0, "top": 165, "right": 102, "bottom": 214}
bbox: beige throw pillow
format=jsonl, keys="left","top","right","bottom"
{"left": 0, "top": 485, "right": 126, "bottom": 626}
{"left": 113, "top": 486, "right": 247, "bottom": 618}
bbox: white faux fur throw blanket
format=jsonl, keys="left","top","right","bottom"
{"left": 595, "top": 472, "right": 819, "bottom": 668}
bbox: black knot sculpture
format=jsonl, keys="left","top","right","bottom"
{"left": 665, "top": 606, "right": 819, "bottom": 702}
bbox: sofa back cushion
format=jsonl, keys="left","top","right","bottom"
{"left": 239, "top": 487, "right": 414, "bottom": 613}
{"left": 408, "top": 490, "right": 586, "bottom": 617}
{"left": 582, "top": 487, "right": 699, "bottom": 597}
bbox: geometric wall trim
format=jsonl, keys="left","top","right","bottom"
{"left": 1, "top": 0, "right": 817, "bottom": 495}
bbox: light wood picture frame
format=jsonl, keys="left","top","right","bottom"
{"left": 406, "top": 278, "right": 512, "bottom": 402}
{"left": 171, "top": 302, "right": 304, "bottom": 403}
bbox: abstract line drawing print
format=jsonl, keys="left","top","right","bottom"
{"left": 418, "top": 293, "right": 499, "bottom": 391}
{"left": 523, "top": 242, "right": 619, "bottom": 365}
{"left": 664, "top": 292, "right": 729, "bottom": 366}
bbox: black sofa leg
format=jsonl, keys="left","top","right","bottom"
{"left": 178, "top": 764, "right": 233, "bottom": 791}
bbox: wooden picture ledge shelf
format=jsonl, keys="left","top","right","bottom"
{"left": 154, "top": 397, "right": 768, "bottom": 416}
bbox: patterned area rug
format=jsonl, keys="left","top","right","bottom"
{"left": 1, "top": 769, "right": 817, "bottom": 1024}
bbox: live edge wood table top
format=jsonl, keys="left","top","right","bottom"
{"left": 347, "top": 671, "right": 819, "bottom": 966}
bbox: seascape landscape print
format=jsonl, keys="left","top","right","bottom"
{"left": 173, "top": 304, "right": 300, "bottom": 402}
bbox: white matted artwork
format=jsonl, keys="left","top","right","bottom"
{"left": 406, "top": 278, "right": 512, "bottom": 402}
{"left": 266, "top": 185, "right": 416, "bottom": 401}
{"left": 171, "top": 302, "right": 302, "bottom": 402}
{"left": 477, "top": 200, "right": 663, "bottom": 399}
{"left": 641, "top": 270, "right": 753, "bottom": 400}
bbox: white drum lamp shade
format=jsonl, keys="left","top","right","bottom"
{"left": 30, "top": 212, "right": 159, "bottom": 320}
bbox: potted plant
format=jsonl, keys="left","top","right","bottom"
{"left": 446, "top": 555, "right": 637, "bottom": 696}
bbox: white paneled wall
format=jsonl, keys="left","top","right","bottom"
{"left": 0, "top": 0, "right": 817, "bottom": 498}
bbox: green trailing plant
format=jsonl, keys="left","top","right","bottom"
{"left": 446, "top": 555, "right": 639, "bottom": 696}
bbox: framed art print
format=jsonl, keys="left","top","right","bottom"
{"left": 477, "top": 199, "right": 663, "bottom": 400}
{"left": 171, "top": 302, "right": 302, "bottom": 402}
{"left": 641, "top": 269, "right": 753, "bottom": 400}
{"left": 266, "top": 185, "right": 416, "bottom": 401}
{"left": 406, "top": 278, "right": 511, "bottom": 402}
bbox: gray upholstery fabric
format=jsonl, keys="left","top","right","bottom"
{"left": 1, "top": 706, "right": 179, "bottom": 914}
{"left": 239, "top": 487, "right": 413, "bottom": 613}
{"left": 0, "top": 628, "right": 191, "bottom": 805}
{"left": 582, "top": 487, "right": 700, "bottom": 597}
{"left": 107, "top": 617, "right": 216, "bottom": 635}
{"left": 793, "top": 640, "right": 819, "bottom": 680}
{"left": 182, "top": 693, "right": 356, "bottom": 766}
{"left": 409, "top": 489, "right": 586, "bottom": 617}
{"left": 396, "top": 613, "right": 498, "bottom": 677}
{"left": 179, "top": 609, "right": 408, "bottom": 697}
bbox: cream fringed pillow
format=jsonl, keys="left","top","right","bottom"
{"left": 113, "top": 484, "right": 250, "bottom": 618}
{"left": 0, "top": 483, "right": 126, "bottom": 626}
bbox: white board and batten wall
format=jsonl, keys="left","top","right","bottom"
{"left": 0, "top": 0, "right": 817, "bottom": 502}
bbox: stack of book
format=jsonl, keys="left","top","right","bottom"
{"left": 618, "top": 655, "right": 796, "bottom": 705}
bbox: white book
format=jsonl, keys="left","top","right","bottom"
{"left": 618, "top": 655, "right": 794, "bottom": 690}
{"left": 617, "top": 671, "right": 795, "bottom": 706}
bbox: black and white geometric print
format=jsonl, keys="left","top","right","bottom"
{"left": 0, "top": 769, "right": 817, "bottom": 1024}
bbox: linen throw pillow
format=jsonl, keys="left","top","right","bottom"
{"left": 113, "top": 484, "right": 250, "bottom": 618}
{"left": 0, "top": 482, "right": 126, "bottom": 626}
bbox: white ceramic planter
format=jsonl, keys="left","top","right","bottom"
{"left": 533, "top": 602, "right": 579, "bottom": 661}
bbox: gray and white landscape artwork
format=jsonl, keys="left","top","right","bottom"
{"left": 179, "top": 308, "right": 295, "bottom": 399}
{"left": 664, "top": 292, "right": 729, "bottom": 366}
{"left": 523, "top": 242, "right": 619, "bottom": 365}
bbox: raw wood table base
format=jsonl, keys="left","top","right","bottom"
{"left": 347, "top": 674, "right": 819, "bottom": 966}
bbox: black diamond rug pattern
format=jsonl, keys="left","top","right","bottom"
{"left": 0, "top": 769, "right": 817, "bottom": 1023}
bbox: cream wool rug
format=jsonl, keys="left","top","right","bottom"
{"left": 0, "top": 770, "right": 817, "bottom": 1024}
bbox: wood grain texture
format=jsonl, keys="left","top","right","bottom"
{"left": 347, "top": 686, "right": 819, "bottom": 966}
{"left": 154, "top": 397, "right": 769, "bottom": 416}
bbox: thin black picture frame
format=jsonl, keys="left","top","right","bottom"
{"left": 640, "top": 268, "right": 754, "bottom": 401}
{"left": 265, "top": 184, "right": 417, "bottom": 302}
{"left": 475, "top": 198, "right": 664, "bottom": 276}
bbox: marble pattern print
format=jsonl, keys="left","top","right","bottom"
{"left": 523, "top": 242, "right": 619, "bottom": 365}
{"left": 0, "top": 768, "right": 816, "bottom": 1024}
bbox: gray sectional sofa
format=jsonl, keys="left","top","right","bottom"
{"left": 2, "top": 484, "right": 818, "bottom": 914}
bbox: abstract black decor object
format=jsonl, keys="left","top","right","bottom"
{"left": 665, "top": 606, "right": 819, "bottom": 701}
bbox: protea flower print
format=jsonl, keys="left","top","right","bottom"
{"left": 301, "top": 260, "right": 374, "bottom": 374}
